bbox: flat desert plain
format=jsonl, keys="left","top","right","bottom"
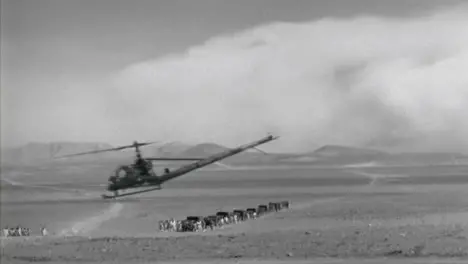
{"left": 2, "top": 161, "right": 468, "bottom": 264}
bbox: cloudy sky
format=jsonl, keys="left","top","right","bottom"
{"left": 2, "top": 0, "right": 468, "bottom": 152}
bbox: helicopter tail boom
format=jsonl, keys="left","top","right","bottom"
{"left": 156, "top": 134, "right": 279, "bottom": 184}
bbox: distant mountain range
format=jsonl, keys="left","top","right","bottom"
{"left": 2, "top": 141, "right": 468, "bottom": 168}
{"left": 0, "top": 141, "right": 267, "bottom": 166}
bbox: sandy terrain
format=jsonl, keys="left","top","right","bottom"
{"left": 2, "top": 162, "right": 468, "bottom": 263}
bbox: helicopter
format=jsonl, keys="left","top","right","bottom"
{"left": 55, "top": 134, "right": 279, "bottom": 199}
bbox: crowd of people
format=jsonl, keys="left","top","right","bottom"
{"left": 2, "top": 226, "right": 48, "bottom": 238}
{"left": 158, "top": 200, "right": 290, "bottom": 232}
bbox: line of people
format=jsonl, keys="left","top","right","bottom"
{"left": 158, "top": 200, "right": 290, "bottom": 233}
{"left": 2, "top": 226, "right": 48, "bottom": 237}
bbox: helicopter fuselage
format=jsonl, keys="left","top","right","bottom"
{"left": 107, "top": 177, "right": 162, "bottom": 191}
{"left": 106, "top": 162, "right": 162, "bottom": 191}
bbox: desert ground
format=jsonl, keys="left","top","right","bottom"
{"left": 2, "top": 153, "right": 468, "bottom": 264}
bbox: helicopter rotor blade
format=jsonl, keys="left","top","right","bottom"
{"left": 145, "top": 157, "right": 204, "bottom": 161}
{"left": 54, "top": 141, "right": 159, "bottom": 159}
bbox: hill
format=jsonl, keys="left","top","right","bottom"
{"left": 174, "top": 143, "right": 267, "bottom": 165}
{"left": 5, "top": 141, "right": 466, "bottom": 169}
{"left": 0, "top": 140, "right": 281, "bottom": 167}
{"left": 0, "top": 142, "right": 120, "bottom": 166}
{"left": 150, "top": 141, "right": 193, "bottom": 157}
{"left": 288, "top": 145, "right": 468, "bottom": 167}
{"left": 312, "top": 145, "right": 386, "bottom": 157}
{"left": 271, "top": 145, "right": 387, "bottom": 166}
{"left": 181, "top": 143, "right": 229, "bottom": 157}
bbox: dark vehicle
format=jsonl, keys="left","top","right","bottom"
{"left": 203, "top": 216, "right": 218, "bottom": 229}
{"left": 216, "top": 211, "right": 229, "bottom": 218}
{"left": 280, "top": 200, "right": 290, "bottom": 209}
{"left": 180, "top": 220, "right": 196, "bottom": 232}
{"left": 233, "top": 209, "right": 248, "bottom": 221}
{"left": 246, "top": 208, "right": 257, "bottom": 218}
{"left": 268, "top": 202, "right": 280, "bottom": 212}
{"left": 258, "top": 205, "right": 268, "bottom": 215}
{"left": 186, "top": 216, "right": 203, "bottom": 222}
{"left": 206, "top": 215, "right": 224, "bottom": 227}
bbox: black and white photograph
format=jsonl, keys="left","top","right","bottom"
{"left": 1, "top": 0, "right": 468, "bottom": 263}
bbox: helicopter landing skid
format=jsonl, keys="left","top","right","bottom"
{"left": 101, "top": 185, "right": 162, "bottom": 199}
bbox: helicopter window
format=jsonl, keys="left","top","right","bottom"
{"left": 146, "top": 162, "right": 153, "bottom": 170}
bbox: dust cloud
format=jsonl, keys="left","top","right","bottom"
{"left": 3, "top": 5, "right": 468, "bottom": 153}
{"left": 59, "top": 203, "right": 124, "bottom": 236}
{"left": 104, "top": 5, "right": 468, "bottom": 152}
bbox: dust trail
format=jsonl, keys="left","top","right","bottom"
{"left": 213, "top": 162, "right": 236, "bottom": 170}
{"left": 1, "top": 171, "right": 24, "bottom": 186}
{"left": 341, "top": 162, "right": 381, "bottom": 168}
{"left": 289, "top": 197, "right": 342, "bottom": 211}
{"left": 348, "top": 170, "right": 404, "bottom": 186}
{"left": 1, "top": 171, "right": 95, "bottom": 197}
{"left": 1, "top": 176, "right": 22, "bottom": 186}
{"left": 59, "top": 202, "right": 124, "bottom": 236}
{"left": 2, "top": 178, "right": 92, "bottom": 197}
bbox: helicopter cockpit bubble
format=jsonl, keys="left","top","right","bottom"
{"left": 108, "top": 175, "right": 117, "bottom": 183}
